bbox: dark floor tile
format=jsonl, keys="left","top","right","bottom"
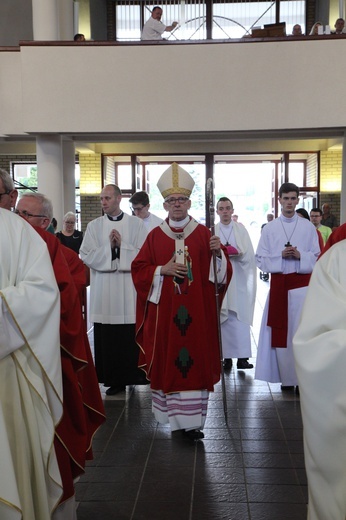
{"left": 193, "top": 483, "right": 247, "bottom": 502}
{"left": 138, "top": 479, "right": 192, "bottom": 502}
{"left": 241, "top": 440, "right": 289, "bottom": 453}
{"left": 243, "top": 452, "right": 294, "bottom": 468}
{"left": 239, "top": 417, "right": 281, "bottom": 429}
{"left": 78, "top": 465, "right": 144, "bottom": 483}
{"left": 192, "top": 502, "right": 250, "bottom": 519}
{"left": 291, "top": 453, "right": 306, "bottom": 468}
{"left": 98, "top": 445, "right": 151, "bottom": 466}
{"left": 77, "top": 500, "right": 134, "bottom": 520}
{"left": 245, "top": 467, "right": 299, "bottom": 485}
{"left": 286, "top": 440, "right": 305, "bottom": 453}
{"left": 81, "top": 480, "right": 140, "bottom": 502}
{"left": 283, "top": 428, "right": 304, "bottom": 440}
{"left": 247, "top": 483, "right": 306, "bottom": 503}
{"left": 199, "top": 439, "right": 242, "bottom": 453}
{"left": 240, "top": 428, "right": 285, "bottom": 440}
{"left": 196, "top": 452, "right": 244, "bottom": 468}
{"left": 249, "top": 502, "right": 308, "bottom": 520}
{"left": 143, "top": 465, "right": 194, "bottom": 484}
{"left": 195, "top": 466, "right": 245, "bottom": 484}
{"left": 133, "top": 500, "right": 191, "bottom": 520}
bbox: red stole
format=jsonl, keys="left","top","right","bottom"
{"left": 267, "top": 272, "right": 311, "bottom": 347}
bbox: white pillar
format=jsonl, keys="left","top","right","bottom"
{"left": 58, "top": 0, "right": 75, "bottom": 40}
{"left": 341, "top": 132, "right": 346, "bottom": 225}
{"left": 73, "top": 2, "right": 79, "bottom": 35}
{"left": 36, "top": 135, "right": 64, "bottom": 229}
{"left": 32, "top": 0, "right": 59, "bottom": 40}
{"left": 62, "top": 140, "right": 76, "bottom": 216}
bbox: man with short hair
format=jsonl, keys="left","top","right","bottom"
{"left": 332, "top": 17, "right": 345, "bottom": 34}
{"left": 0, "top": 168, "right": 18, "bottom": 210}
{"left": 141, "top": 6, "right": 178, "bottom": 40}
{"left": 310, "top": 207, "right": 332, "bottom": 245}
{"left": 216, "top": 197, "right": 257, "bottom": 370}
{"left": 129, "top": 190, "right": 163, "bottom": 231}
{"left": 132, "top": 163, "right": 232, "bottom": 440}
{"left": 255, "top": 182, "right": 320, "bottom": 391}
{"left": 321, "top": 202, "right": 338, "bottom": 229}
{"left": 80, "top": 184, "right": 148, "bottom": 395}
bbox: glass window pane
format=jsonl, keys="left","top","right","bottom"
{"left": 117, "top": 164, "right": 132, "bottom": 190}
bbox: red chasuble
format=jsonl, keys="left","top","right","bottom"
{"left": 320, "top": 223, "right": 345, "bottom": 257}
{"left": 33, "top": 227, "right": 106, "bottom": 503}
{"left": 132, "top": 220, "right": 232, "bottom": 395}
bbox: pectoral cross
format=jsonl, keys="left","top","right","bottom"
{"left": 285, "top": 241, "right": 292, "bottom": 247}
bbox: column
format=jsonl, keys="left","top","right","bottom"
{"left": 32, "top": 0, "right": 59, "bottom": 40}
{"left": 62, "top": 141, "right": 76, "bottom": 216}
{"left": 58, "top": 0, "right": 75, "bottom": 40}
{"left": 341, "top": 132, "right": 346, "bottom": 224}
{"left": 36, "top": 135, "right": 64, "bottom": 229}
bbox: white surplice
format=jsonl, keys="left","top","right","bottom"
{"left": 255, "top": 214, "right": 320, "bottom": 385}
{"left": 0, "top": 209, "right": 63, "bottom": 520}
{"left": 293, "top": 240, "right": 346, "bottom": 520}
{"left": 216, "top": 221, "right": 257, "bottom": 359}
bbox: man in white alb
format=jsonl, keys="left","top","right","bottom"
{"left": 129, "top": 190, "right": 163, "bottom": 231}
{"left": 216, "top": 197, "right": 257, "bottom": 370}
{"left": 141, "top": 6, "right": 178, "bottom": 40}
{"left": 80, "top": 184, "right": 148, "bottom": 396}
{"left": 255, "top": 182, "right": 320, "bottom": 391}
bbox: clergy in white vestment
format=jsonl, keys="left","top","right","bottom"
{"left": 255, "top": 183, "right": 320, "bottom": 388}
{"left": 129, "top": 190, "right": 163, "bottom": 231}
{"left": 293, "top": 239, "right": 346, "bottom": 520}
{"left": 216, "top": 197, "right": 257, "bottom": 370}
{"left": 0, "top": 208, "right": 63, "bottom": 520}
{"left": 80, "top": 184, "right": 148, "bottom": 396}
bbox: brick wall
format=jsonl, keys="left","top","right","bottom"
{"left": 79, "top": 153, "right": 103, "bottom": 230}
{"left": 320, "top": 150, "right": 342, "bottom": 192}
{"left": 0, "top": 155, "right": 36, "bottom": 175}
{"left": 80, "top": 195, "right": 102, "bottom": 231}
{"left": 320, "top": 150, "right": 341, "bottom": 225}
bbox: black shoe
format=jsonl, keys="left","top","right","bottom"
{"left": 295, "top": 386, "right": 300, "bottom": 395}
{"left": 237, "top": 359, "right": 253, "bottom": 369}
{"left": 281, "top": 385, "right": 294, "bottom": 391}
{"left": 182, "top": 429, "right": 204, "bottom": 441}
{"left": 223, "top": 358, "right": 233, "bottom": 370}
{"left": 105, "top": 385, "right": 126, "bottom": 395}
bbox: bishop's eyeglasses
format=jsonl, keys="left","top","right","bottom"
{"left": 164, "top": 197, "right": 189, "bottom": 206}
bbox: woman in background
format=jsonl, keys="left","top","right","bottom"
{"left": 56, "top": 211, "right": 83, "bottom": 254}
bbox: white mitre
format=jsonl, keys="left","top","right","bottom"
{"left": 157, "top": 162, "right": 195, "bottom": 199}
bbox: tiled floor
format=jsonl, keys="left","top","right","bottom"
{"left": 76, "top": 275, "right": 308, "bottom": 520}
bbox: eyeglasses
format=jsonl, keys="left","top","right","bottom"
{"left": 15, "top": 209, "right": 48, "bottom": 219}
{"left": 64, "top": 221, "right": 75, "bottom": 225}
{"left": 0, "top": 191, "right": 10, "bottom": 201}
{"left": 165, "top": 197, "right": 189, "bottom": 206}
{"left": 131, "top": 206, "right": 146, "bottom": 212}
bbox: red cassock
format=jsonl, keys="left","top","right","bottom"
{"left": 132, "top": 222, "right": 232, "bottom": 395}
{"left": 320, "top": 223, "right": 345, "bottom": 257}
{"left": 34, "top": 227, "right": 105, "bottom": 503}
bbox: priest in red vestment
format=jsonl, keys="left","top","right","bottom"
{"left": 132, "top": 163, "right": 232, "bottom": 441}
{"left": 15, "top": 192, "right": 105, "bottom": 519}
